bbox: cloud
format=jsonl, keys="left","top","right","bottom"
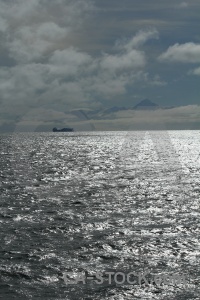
{"left": 178, "top": 2, "right": 189, "bottom": 8}
{"left": 189, "top": 66, "right": 200, "bottom": 76}
{"left": 0, "top": 15, "right": 7, "bottom": 32}
{"left": 159, "top": 42, "right": 200, "bottom": 63}
{"left": 0, "top": 0, "right": 160, "bottom": 126}
{"left": 142, "top": 73, "right": 167, "bottom": 86}
{"left": 2, "top": 1, "right": 185, "bottom": 131}
{"left": 81, "top": 105, "right": 200, "bottom": 130}
{"left": 110, "top": 104, "right": 200, "bottom": 121}
{"left": 49, "top": 48, "right": 93, "bottom": 77}
{"left": 115, "top": 28, "right": 159, "bottom": 51}
{"left": 100, "top": 50, "right": 145, "bottom": 73}
{"left": 9, "top": 23, "right": 68, "bottom": 63}
{"left": 8, "top": 105, "right": 200, "bottom": 132}
{"left": 0, "top": 0, "right": 93, "bottom": 63}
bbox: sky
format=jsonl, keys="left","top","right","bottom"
{"left": 0, "top": 0, "right": 200, "bottom": 131}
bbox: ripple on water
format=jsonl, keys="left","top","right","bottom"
{"left": 0, "top": 131, "right": 200, "bottom": 299}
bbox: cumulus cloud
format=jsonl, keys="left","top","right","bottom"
{"left": 0, "top": 0, "right": 93, "bottom": 63}
{"left": 0, "top": 0, "right": 199, "bottom": 132}
{"left": 49, "top": 48, "right": 93, "bottom": 77}
{"left": 159, "top": 42, "right": 200, "bottom": 63}
{"left": 100, "top": 50, "right": 145, "bottom": 73}
{"left": 0, "top": 0, "right": 160, "bottom": 128}
{"left": 116, "top": 28, "right": 159, "bottom": 51}
{"left": 9, "top": 23, "right": 68, "bottom": 63}
{"left": 189, "top": 66, "right": 200, "bottom": 76}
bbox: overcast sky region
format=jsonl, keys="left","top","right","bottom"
{"left": 0, "top": 0, "right": 200, "bottom": 131}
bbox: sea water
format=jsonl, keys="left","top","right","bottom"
{"left": 0, "top": 131, "right": 200, "bottom": 299}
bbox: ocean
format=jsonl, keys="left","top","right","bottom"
{"left": 0, "top": 131, "right": 200, "bottom": 299}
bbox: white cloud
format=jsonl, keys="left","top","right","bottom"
{"left": 159, "top": 42, "right": 200, "bottom": 63}
{"left": 0, "top": 0, "right": 93, "bottom": 63}
{"left": 100, "top": 50, "right": 145, "bottom": 73}
{"left": 49, "top": 48, "right": 92, "bottom": 77}
{"left": 116, "top": 28, "right": 159, "bottom": 51}
{"left": 9, "top": 25, "right": 52, "bottom": 63}
{"left": 0, "top": 27, "right": 156, "bottom": 115}
{"left": 0, "top": 0, "right": 163, "bottom": 127}
{"left": 189, "top": 66, "right": 200, "bottom": 75}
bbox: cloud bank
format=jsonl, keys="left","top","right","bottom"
{"left": 0, "top": 0, "right": 199, "bottom": 130}
{"left": 0, "top": 0, "right": 159, "bottom": 126}
{"left": 159, "top": 42, "right": 200, "bottom": 63}
{"left": 9, "top": 105, "right": 200, "bottom": 132}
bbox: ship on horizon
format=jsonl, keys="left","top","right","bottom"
{"left": 53, "top": 127, "right": 74, "bottom": 132}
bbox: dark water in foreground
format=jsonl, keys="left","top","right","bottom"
{"left": 0, "top": 131, "right": 200, "bottom": 300}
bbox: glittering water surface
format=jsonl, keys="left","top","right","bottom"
{"left": 0, "top": 131, "right": 200, "bottom": 300}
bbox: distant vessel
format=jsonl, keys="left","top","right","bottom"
{"left": 53, "top": 127, "right": 74, "bottom": 132}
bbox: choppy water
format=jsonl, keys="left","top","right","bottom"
{"left": 0, "top": 131, "right": 200, "bottom": 300}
